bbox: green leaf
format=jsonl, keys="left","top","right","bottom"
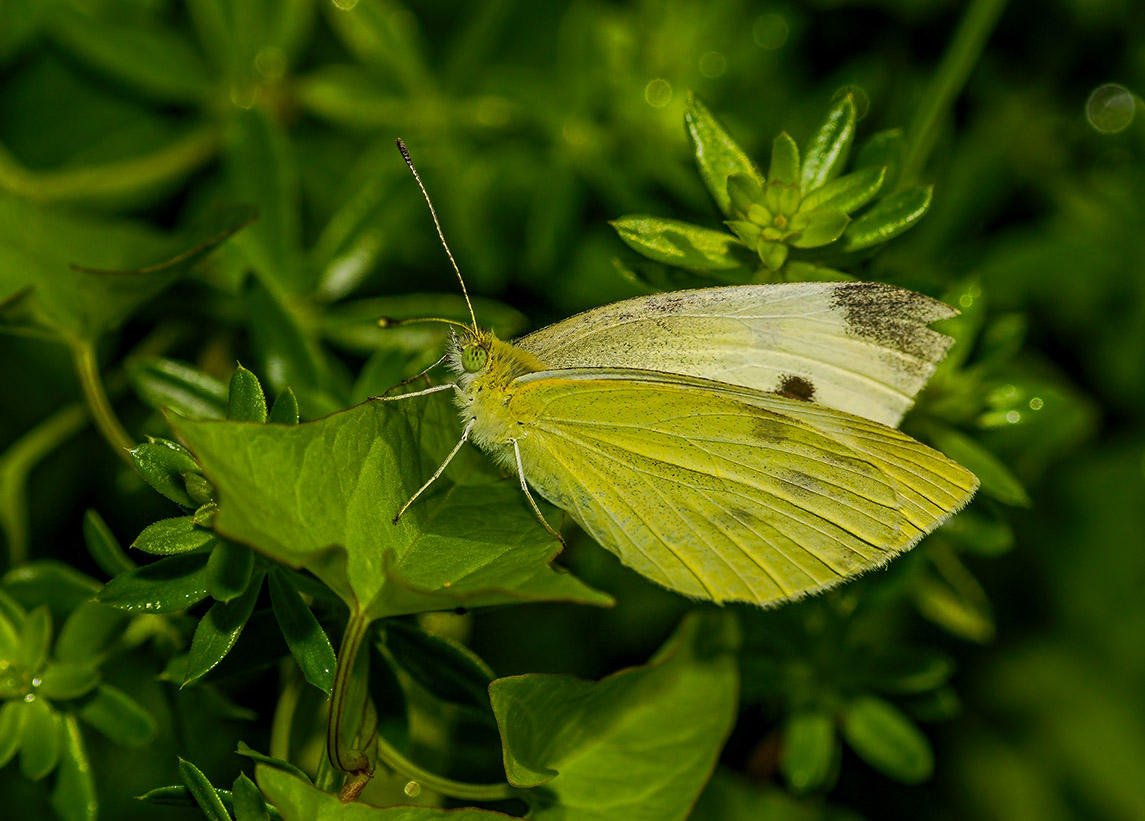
{"left": 18, "top": 604, "right": 51, "bottom": 674}
{"left": 684, "top": 93, "right": 765, "bottom": 218}
{"left": 128, "top": 357, "right": 229, "bottom": 420}
{"left": 255, "top": 766, "right": 505, "bottom": 820}
{"left": 3, "top": 561, "right": 101, "bottom": 620}
{"left": 725, "top": 174, "right": 765, "bottom": 218}
{"left": 380, "top": 619, "right": 493, "bottom": 713}
{"left": 322, "top": 0, "right": 428, "bottom": 91}
{"left": 611, "top": 216, "right": 753, "bottom": 272}
{"left": 136, "top": 785, "right": 282, "bottom": 820}
{"left": 841, "top": 696, "right": 934, "bottom": 783}
{"left": 169, "top": 398, "right": 612, "bottom": 619}
{"left": 235, "top": 741, "right": 314, "bottom": 786}
{"left": 184, "top": 573, "right": 265, "bottom": 686}
{"left": 55, "top": 601, "right": 129, "bottom": 665}
{"left": 225, "top": 109, "right": 304, "bottom": 292}
{"left": 227, "top": 365, "right": 268, "bottom": 423}
{"left": 38, "top": 663, "right": 100, "bottom": 701}
{"left": 841, "top": 185, "right": 933, "bottom": 252}
{"left": 0, "top": 193, "right": 182, "bottom": 340}
{"left": 863, "top": 647, "right": 956, "bottom": 694}
{"left": 20, "top": 696, "right": 62, "bottom": 780}
{"left": 82, "top": 510, "right": 136, "bottom": 577}
{"left": 76, "top": 683, "right": 156, "bottom": 746}
{"left": 799, "top": 166, "right": 886, "bottom": 215}
{"left": 0, "top": 600, "right": 20, "bottom": 662}
{"left": 232, "top": 773, "right": 270, "bottom": 821}
{"left": 926, "top": 426, "right": 1029, "bottom": 506}
{"left": 491, "top": 611, "right": 739, "bottom": 820}
{"left": 185, "top": 474, "right": 218, "bottom": 507}
{"left": 268, "top": 389, "right": 300, "bottom": 425}
{"left": 613, "top": 256, "right": 754, "bottom": 294}
{"left": 207, "top": 542, "right": 255, "bottom": 603}
{"left": 802, "top": 94, "right": 857, "bottom": 192}
{"left": 781, "top": 710, "right": 837, "bottom": 794}
{"left": 0, "top": 700, "right": 26, "bottom": 768}
{"left": 768, "top": 132, "right": 800, "bottom": 186}
{"left": 97, "top": 552, "right": 211, "bottom": 613}
{"left": 789, "top": 209, "right": 850, "bottom": 249}
{"left": 131, "top": 440, "right": 201, "bottom": 508}
{"left": 195, "top": 502, "right": 219, "bottom": 528}
{"left": 855, "top": 129, "right": 906, "bottom": 190}
{"left": 179, "top": 757, "right": 234, "bottom": 821}
{"left": 51, "top": 714, "right": 98, "bottom": 821}
{"left": 267, "top": 569, "right": 336, "bottom": 695}
{"left": 47, "top": 6, "right": 212, "bottom": 103}
{"left": 132, "top": 516, "right": 216, "bottom": 556}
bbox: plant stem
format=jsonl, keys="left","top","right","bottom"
{"left": 270, "top": 664, "right": 304, "bottom": 763}
{"left": 900, "top": 0, "right": 1009, "bottom": 187}
{"left": 326, "top": 611, "right": 516, "bottom": 803}
{"left": 73, "top": 341, "right": 135, "bottom": 466}
{"left": 0, "top": 404, "right": 88, "bottom": 566}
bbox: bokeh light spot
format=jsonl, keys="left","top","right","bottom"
{"left": 1086, "top": 84, "right": 1136, "bottom": 133}
{"left": 753, "top": 14, "right": 789, "bottom": 50}
{"left": 332, "top": 0, "right": 359, "bottom": 9}
{"left": 254, "top": 47, "right": 287, "bottom": 80}
{"left": 699, "top": 52, "right": 728, "bottom": 78}
{"left": 645, "top": 79, "right": 673, "bottom": 108}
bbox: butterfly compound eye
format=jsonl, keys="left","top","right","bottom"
{"left": 461, "top": 344, "right": 488, "bottom": 373}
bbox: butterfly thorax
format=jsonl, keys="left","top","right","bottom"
{"left": 448, "top": 329, "right": 546, "bottom": 465}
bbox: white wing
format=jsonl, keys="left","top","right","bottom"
{"left": 514, "top": 282, "right": 956, "bottom": 428}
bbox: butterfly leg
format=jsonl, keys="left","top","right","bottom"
{"left": 370, "top": 381, "right": 457, "bottom": 402}
{"left": 393, "top": 418, "right": 476, "bottom": 523}
{"left": 511, "top": 438, "right": 565, "bottom": 546}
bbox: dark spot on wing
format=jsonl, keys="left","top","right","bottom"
{"left": 777, "top": 374, "right": 815, "bottom": 402}
{"left": 645, "top": 294, "right": 686, "bottom": 313}
{"left": 829, "top": 281, "right": 952, "bottom": 367}
{"left": 752, "top": 414, "right": 785, "bottom": 444}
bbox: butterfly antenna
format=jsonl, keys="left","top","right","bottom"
{"left": 396, "top": 138, "right": 478, "bottom": 332}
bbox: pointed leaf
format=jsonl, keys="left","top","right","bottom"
{"left": 380, "top": 620, "right": 493, "bottom": 713}
{"left": 227, "top": 366, "right": 268, "bottom": 423}
{"left": 76, "top": 683, "right": 156, "bottom": 746}
{"left": 50, "top": 713, "right": 97, "bottom": 821}
{"left": 268, "top": 568, "right": 336, "bottom": 695}
{"left": 3, "top": 562, "right": 101, "bottom": 618}
{"left": 18, "top": 604, "right": 51, "bottom": 675}
{"left": 726, "top": 174, "right": 764, "bottom": 217}
{"left": 789, "top": 210, "right": 850, "bottom": 249}
{"left": 55, "top": 601, "right": 128, "bottom": 665}
{"left": 0, "top": 700, "right": 26, "bottom": 768}
{"left": 855, "top": 129, "right": 906, "bottom": 190}
{"left": 268, "top": 389, "right": 300, "bottom": 425}
{"left": 132, "top": 517, "right": 216, "bottom": 556}
{"left": 236, "top": 741, "right": 314, "bottom": 786}
{"left": 168, "top": 399, "right": 612, "bottom": 618}
{"left": 38, "top": 663, "right": 100, "bottom": 701}
{"left": 207, "top": 541, "right": 255, "bottom": 603}
{"left": 128, "top": 357, "right": 229, "bottom": 420}
{"left": 184, "top": 573, "right": 265, "bottom": 686}
{"left": 802, "top": 94, "right": 857, "bottom": 192}
{"left": 131, "top": 440, "right": 201, "bottom": 508}
{"left": 82, "top": 510, "right": 136, "bottom": 576}
{"left": 491, "top": 611, "right": 739, "bottom": 821}
{"left": 841, "top": 696, "right": 933, "bottom": 783}
{"left": 611, "top": 216, "right": 753, "bottom": 272}
{"left": 232, "top": 773, "right": 270, "bottom": 821}
{"left": 179, "top": 757, "right": 233, "bottom": 821}
{"left": 684, "top": 94, "right": 765, "bottom": 217}
{"left": 20, "top": 696, "right": 62, "bottom": 779}
{"left": 97, "top": 553, "right": 211, "bottom": 613}
{"left": 926, "top": 426, "right": 1029, "bottom": 506}
{"left": 799, "top": 166, "right": 886, "bottom": 215}
{"left": 841, "top": 186, "right": 933, "bottom": 252}
{"left": 768, "top": 132, "right": 800, "bottom": 186}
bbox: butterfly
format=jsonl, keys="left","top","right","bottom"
{"left": 381, "top": 140, "right": 978, "bottom": 607}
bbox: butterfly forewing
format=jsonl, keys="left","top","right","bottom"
{"left": 514, "top": 282, "right": 955, "bottom": 428}
{"left": 508, "top": 371, "right": 969, "bottom": 605}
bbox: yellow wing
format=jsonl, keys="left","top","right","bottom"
{"left": 508, "top": 370, "right": 978, "bottom": 606}
{"left": 513, "top": 282, "right": 956, "bottom": 427}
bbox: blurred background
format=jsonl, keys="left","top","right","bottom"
{"left": 1, "top": 0, "right": 1143, "bottom": 818}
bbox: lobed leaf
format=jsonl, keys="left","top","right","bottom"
{"left": 491, "top": 611, "right": 739, "bottom": 820}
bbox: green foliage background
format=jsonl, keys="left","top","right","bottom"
{"left": 1, "top": 0, "right": 1143, "bottom": 819}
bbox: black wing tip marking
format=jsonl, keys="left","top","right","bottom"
{"left": 830, "top": 282, "right": 956, "bottom": 364}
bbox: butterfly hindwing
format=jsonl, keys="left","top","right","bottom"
{"left": 508, "top": 370, "right": 974, "bottom": 605}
